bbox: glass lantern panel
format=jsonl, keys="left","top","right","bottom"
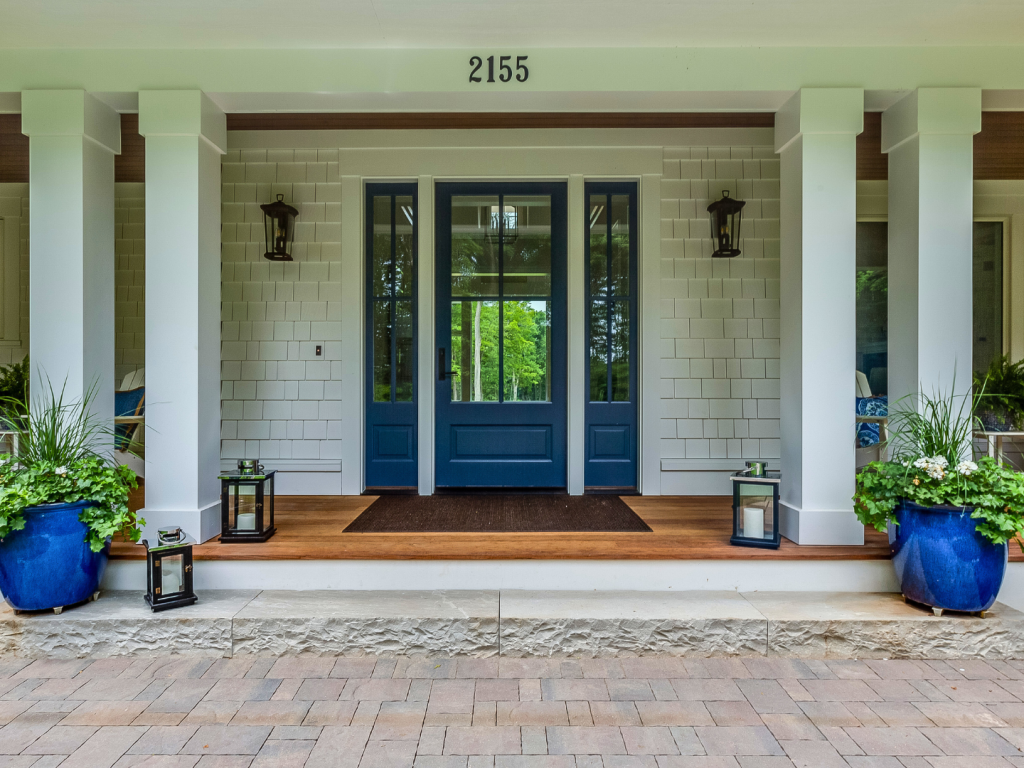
{"left": 264, "top": 475, "right": 274, "bottom": 529}
{"left": 230, "top": 483, "right": 258, "bottom": 531}
{"left": 160, "top": 553, "right": 184, "bottom": 595}
{"left": 735, "top": 483, "right": 774, "bottom": 540}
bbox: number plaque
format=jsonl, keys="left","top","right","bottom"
{"left": 469, "top": 55, "right": 529, "bottom": 84}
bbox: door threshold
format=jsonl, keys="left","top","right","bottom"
{"left": 364, "top": 487, "right": 418, "bottom": 496}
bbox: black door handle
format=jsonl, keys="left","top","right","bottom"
{"left": 438, "top": 348, "right": 458, "bottom": 381}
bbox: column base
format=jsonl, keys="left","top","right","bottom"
{"left": 780, "top": 503, "right": 865, "bottom": 545}
{"left": 139, "top": 501, "right": 221, "bottom": 545}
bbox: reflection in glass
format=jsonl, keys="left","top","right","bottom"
{"left": 589, "top": 302, "right": 608, "bottom": 402}
{"left": 395, "top": 301, "right": 413, "bottom": 402}
{"left": 372, "top": 196, "right": 392, "bottom": 297}
{"left": 373, "top": 300, "right": 391, "bottom": 402}
{"left": 974, "top": 221, "right": 1003, "bottom": 374}
{"left": 160, "top": 554, "right": 184, "bottom": 595}
{"left": 503, "top": 197, "right": 552, "bottom": 297}
{"left": 503, "top": 301, "right": 551, "bottom": 402}
{"left": 738, "top": 485, "right": 775, "bottom": 539}
{"left": 589, "top": 195, "right": 608, "bottom": 297}
{"left": 452, "top": 196, "right": 500, "bottom": 296}
{"left": 611, "top": 300, "right": 630, "bottom": 401}
{"left": 610, "top": 195, "right": 630, "bottom": 296}
{"left": 450, "top": 300, "right": 499, "bottom": 402}
{"left": 395, "top": 196, "right": 415, "bottom": 297}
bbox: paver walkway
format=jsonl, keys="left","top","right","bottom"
{"left": 2, "top": 657, "right": 1024, "bottom": 767}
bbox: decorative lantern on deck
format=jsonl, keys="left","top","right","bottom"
{"left": 730, "top": 462, "right": 781, "bottom": 549}
{"left": 143, "top": 527, "right": 197, "bottom": 611}
{"left": 707, "top": 190, "right": 745, "bottom": 258}
{"left": 219, "top": 463, "right": 277, "bottom": 542}
{"left": 261, "top": 194, "right": 299, "bottom": 261}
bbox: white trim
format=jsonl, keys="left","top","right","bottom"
{"left": 567, "top": 175, "right": 585, "bottom": 495}
{"left": 340, "top": 176, "right": 364, "bottom": 494}
{"left": 417, "top": 175, "right": 436, "bottom": 495}
{"left": 639, "top": 174, "right": 662, "bottom": 494}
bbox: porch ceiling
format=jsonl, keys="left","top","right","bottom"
{"left": 3, "top": 0, "right": 1024, "bottom": 49}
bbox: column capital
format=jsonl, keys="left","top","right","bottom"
{"left": 774, "top": 88, "right": 864, "bottom": 154}
{"left": 881, "top": 87, "right": 981, "bottom": 154}
{"left": 138, "top": 90, "right": 226, "bottom": 154}
{"left": 21, "top": 90, "right": 120, "bottom": 154}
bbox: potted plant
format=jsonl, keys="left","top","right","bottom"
{"left": 854, "top": 380, "right": 1024, "bottom": 615}
{"left": 0, "top": 381, "right": 141, "bottom": 614}
{"left": 973, "top": 355, "right": 1024, "bottom": 431}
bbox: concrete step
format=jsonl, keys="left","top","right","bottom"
{"left": 1, "top": 590, "right": 1021, "bottom": 659}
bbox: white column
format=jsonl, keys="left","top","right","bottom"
{"left": 416, "top": 175, "right": 435, "bottom": 495}
{"left": 639, "top": 173, "right": 662, "bottom": 494}
{"left": 22, "top": 90, "right": 119, "bottom": 421}
{"left": 882, "top": 89, "right": 981, "bottom": 409}
{"left": 340, "top": 175, "right": 363, "bottom": 495}
{"left": 776, "top": 88, "right": 864, "bottom": 545}
{"left": 138, "top": 91, "right": 225, "bottom": 543}
{"left": 567, "top": 174, "right": 585, "bottom": 495}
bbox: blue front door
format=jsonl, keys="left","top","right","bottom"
{"left": 435, "top": 182, "right": 567, "bottom": 488}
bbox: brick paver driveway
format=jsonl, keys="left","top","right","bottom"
{"left": 2, "top": 657, "right": 1024, "bottom": 767}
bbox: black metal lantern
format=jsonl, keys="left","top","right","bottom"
{"left": 485, "top": 204, "right": 518, "bottom": 244}
{"left": 260, "top": 194, "right": 299, "bottom": 262}
{"left": 143, "top": 527, "right": 197, "bottom": 611}
{"left": 219, "top": 464, "right": 276, "bottom": 543}
{"left": 730, "top": 463, "right": 781, "bottom": 549}
{"left": 707, "top": 190, "right": 745, "bottom": 258}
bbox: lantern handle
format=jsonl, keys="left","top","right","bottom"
{"left": 721, "top": 190, "right": 730, "bottom": 198}
{"left": 276, "top": 194, "right": 285, "bottom": 202}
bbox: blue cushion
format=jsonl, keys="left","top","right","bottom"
{"left": 114, "top": 387, "right": 144, "bottom": 450}
{"left": 856, "top": 395, "right": 887, "bottom": 447}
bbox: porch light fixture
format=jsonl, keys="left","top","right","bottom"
{"left": 143, "top": 527, "right": 197, "bottom": 611}
{"left": 730, "top": 463, "right": 781, "bottom": 549}
{"left": 219, "top": 464, "right": 277, "bottom": 543}
{"left": 485, "top": 204, "right": 518, "bottom": 244}
{"left": 260, "top": 194, "right": 299, "bottom": 261}
{"left": 707, "top": 190, "right": 745, "bottom": 258}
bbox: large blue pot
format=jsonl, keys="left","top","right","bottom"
{"left": 889, "top": 499, "right": 1008, "bottom": 613}
{"left": 0, "top": 501, "right": 110, "bottom": 612}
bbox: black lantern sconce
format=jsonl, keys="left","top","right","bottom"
{"left": 707, "top": 190, "right": 745, "bottom": 258}
{"left": 261, "top": 194, "right": 299, "bottom": 262}
{"left": 485, "top": 204, "right": 518, "bottom": 244}
{"left": 219, "top": 462, "right": 277, "bottom": 543}
{"left": 143, "top": 527, "right": 197, "bottom": 611}
{"left": 730, "top": 462, "right": 781, "bottom": 549}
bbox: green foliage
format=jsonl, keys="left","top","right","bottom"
{"left": 0, "top": 358, "right": 29, "bottom": 415}
{"left": 855, "top": 268, "right": 888, "bottom": 299}
{"left": 0, "top": 379, "right": 141, "bottom": 553}
{"left": 854, "top": 380, "right": 1024, "bottom": 547}
{"left": 973, "top": 356, "right": 1024, "bottom": 425}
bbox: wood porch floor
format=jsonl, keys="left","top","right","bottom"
{"left": 112, "top": 493, "right": 902, "bottom": 561}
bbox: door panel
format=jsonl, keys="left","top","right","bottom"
{"left": 585, "top": 183, "right": 639, "bottom": 489}
{"left": 435, "top": 182, "right": 567, "bottom": 488}
{"left": 365, "top": 183, "right": 418, "bottom": 489}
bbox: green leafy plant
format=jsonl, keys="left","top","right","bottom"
{"left": 853, "top": 379, "right": 1024, "bottom": 548}
{"left": 0, "top": 357, "right": 29, "bottom": 421}
{"left": 855, "top": 268, "right": 888, "bottom": 299}
{"left": 973, "top": 355, "right": 1024, "bottom": 428}
{"left": 0, "top": 379, "right": 141, "bottom": 552}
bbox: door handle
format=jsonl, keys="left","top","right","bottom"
{"left": 438, "top": 348, "right": 458, "bottom": 381}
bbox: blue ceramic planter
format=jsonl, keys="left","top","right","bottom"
{"left": 889, "top": 499, "right": 1007, "bottom": 613}
{"left": 0, "top": 501, "right": 110, "bottom": 612}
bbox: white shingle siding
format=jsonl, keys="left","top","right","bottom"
{"left": 220, "top": 148, "right": 343, "bottom": 462}
{"left": 659, "top": 145, "right": 781, "bottom": 463}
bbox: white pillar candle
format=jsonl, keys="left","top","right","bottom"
{"left": 743, "top": 507, "right": 765, "bottom": 539}
{"left": 236, "top": 512, "right": 256, "bottom": 531}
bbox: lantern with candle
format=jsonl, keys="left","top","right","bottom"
{"left": 730, "top": 462, "right": 781, "bottom": 548}
{"left": 143, "top": 527, "right": 197, "bottom": 611}
{"left": 219, "top": 463, "right": 277, "bottom": 543}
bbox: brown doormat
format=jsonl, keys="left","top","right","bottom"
{"left": 344, "top": 494, "right": 653, "bottom": 533}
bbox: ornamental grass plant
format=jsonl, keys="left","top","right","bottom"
{"left": 853, "top": 377, "right": 1024, "bottom": 548}
{"left": 0, "top": 378, "right": 140, "bottom": 552}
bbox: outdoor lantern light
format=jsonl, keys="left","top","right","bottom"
{"left": 219, "top": 462, "right": 277, "bottom": 542}
{"left": 143, "top": 527, "right": 197, "bottom": 611}
{"left": 260, "top": 194, "right": 299, "bottom": 261}
{"left": 486, "top": 204, "right": 518, "bottom": 244}
{"left": 707, "top": 190, "right": 745, "bottom": 258}
{"left": 730, "top": 462, "right": 781, "bottom": 549}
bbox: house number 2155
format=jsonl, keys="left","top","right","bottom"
{"left": 469, "top": 55, "right": 529, "bottom": 83}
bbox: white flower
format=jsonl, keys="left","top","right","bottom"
{"left": 925, "top": 465, "right": 945, "bottom": 480}
{"left": 55, "top": 466, "right": 68, "bottom": 476}
{"left": 956, "top": 460, "right": 979, "bottom": 476}
{"left": 913, "top": 457, "right": 929, "bottom": 469}
{"left": 930, "top": 456, "right": 949, "bottom": 468}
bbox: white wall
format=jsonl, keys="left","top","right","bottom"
{"left": 659, "top": 144, "right": 781, "bottom": 494}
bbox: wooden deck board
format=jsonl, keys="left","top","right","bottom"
{"left": 113, "top": 494, "right": 900, "bottom": 561}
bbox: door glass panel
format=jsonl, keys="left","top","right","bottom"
{"left": 610, "top": 195, "right": 630, "bottom": 296}
{"left": 395, "top": 300, "right": 414, "bottom": 402}
{"left": 590, "top": 302, "right": 608, "bottom": 402}
{"left": 974, "top": 221, "right": 1003, "bottom": 374}
{"left": 503, "top": 300, "right": 551, "bottom": 402}
{"left": 589, "top": 195, "right": 608, "bottom": 297}
{"left": 372, "top": 196, "right": 392, "bottom": 297}
{"left": 373, "top": 300, "right": 392, "bottom": 401}
{"left": 611, "top": 299, "right": 630, "bottom": 401}
{"left": 450, "top": 300, "right": 499, "bottom": 402}
{"left": 451, "top": 196, "right": 500, "bottom": 296}
{"left": 503, "top": 196, "right": 552, "bottom": 297}
{"left": 395, "top": 196, "right": 415, "bottom": 297}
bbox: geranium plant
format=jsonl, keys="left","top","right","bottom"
{"left": 0, "top": 380, "right": 141, "bottom": 552}
{"left": 853, "top": 379, "right": 1024, "bottom": 548}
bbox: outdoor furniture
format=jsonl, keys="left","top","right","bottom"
{"left": 973, "top": 430, "right": 1024, "bottom": 466}
{"left": 114, "top": 368, "right": 145, "bottom": 454}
